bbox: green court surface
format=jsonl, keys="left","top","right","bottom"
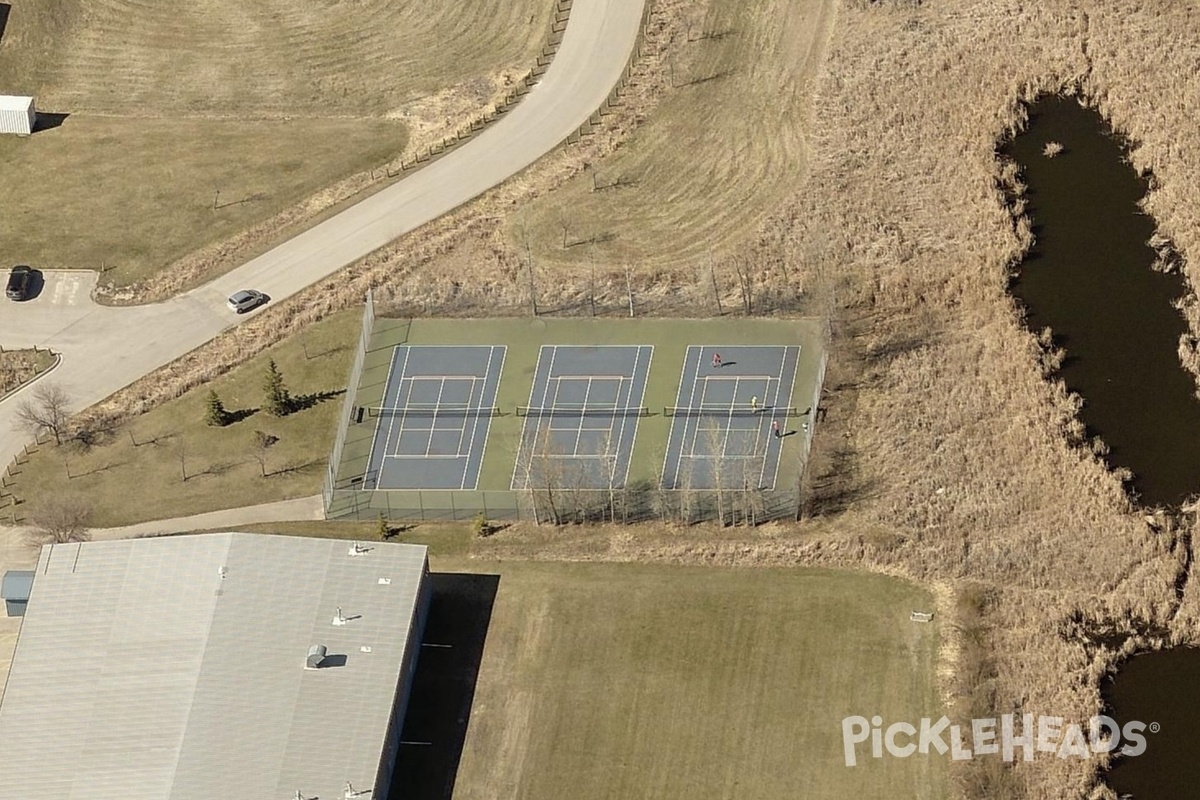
{"left": 326, "top": 317, "right": 827, "bottom": 522}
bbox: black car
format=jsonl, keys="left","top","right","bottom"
{"left": 6, "top": 266, "right": 33, "bottom": 301}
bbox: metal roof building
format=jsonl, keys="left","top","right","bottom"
{"left": 0, "top": 533, "right": 430, "bottom": 799}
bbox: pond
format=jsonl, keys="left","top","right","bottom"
{"left": 1102, "top": 647, "right": 1200, "bottom": 797}
{"left": 1002, "top": 95, "right": 1200, "bottom": 508}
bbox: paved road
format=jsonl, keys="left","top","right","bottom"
{"left": 0, "top": 0, "right": 646, "bottom": 468}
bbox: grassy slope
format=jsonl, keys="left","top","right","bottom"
{"left": 506, "top": 0, "right": 835, "bottom": 271}
{"left": 0, "top": 0, "right": 550, "bottom": 285}
{"left": 0, "top": 118, "right": 406, "bottom": 278}
{"left": 11, "top": 311, "right": 360, "bottom": 526}
{"left": 0, "top": 0, "right": 551, "bottom": 115}
{"left": 448, "top": 560, "right": 946, "bottom": 800}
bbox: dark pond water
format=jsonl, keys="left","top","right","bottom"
{"left": 1002, "top": 96, "right": 1200, "bottom": 508}
{"left": 1103, "top": 647, "right": 1200, "bottom": 797}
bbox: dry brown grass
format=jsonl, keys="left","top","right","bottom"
{"left": 505, "top": 0, "right": 836, "bottom": 272}
{"left": 0, "top": 0, "right": 551, "bottom": 117}
{"left": 0, "top": 349, "right": 56, "bottom": 397}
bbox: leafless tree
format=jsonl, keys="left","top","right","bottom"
{"left": 704, "top": 424, "right": 729, "bottom": 525}
{"left": 176, "top": 437, "right": 189, "bottom": 482}
{"left": 599, "top": 429, "right": 620, "bottom": 522}
{"left": 732, "top": 256, "right": 753, "bottom": 315}
{"left": 14, "top": 382, "right": 72, "bottom": 445}
{"left": 536, "top": 424, "right": 565, "bottom": 524}
{"left": 25, "top": 494, "right": 93, "bottom": 547}
{"left": 249, "top": 430, "right": 278, "bottom": 477}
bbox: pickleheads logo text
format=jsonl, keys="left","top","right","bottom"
{"left": 841, "top": 714, "right": 1155, "bottom": 767}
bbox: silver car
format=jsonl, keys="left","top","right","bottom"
{"left": 226, "top": 289, "right": 266, "bottom": 314}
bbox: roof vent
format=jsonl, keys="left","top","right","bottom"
{"left": 332, "top": 607, "right": 348, "bottom": 626}
{"left": 345, "top": 781, "right": 372, "bottom": 798}
{"left": 349, "top": 542, "right": 369, "bottom": 556}
{"left": 305, "top": 645, "right": 328, "bottom": 669}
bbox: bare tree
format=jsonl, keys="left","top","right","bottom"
{"left": 600, "top": 429, "right": 620, "bottom": 522}
{"left": 249, "top": 430, "right": 279, "bottom": 477}
{"left": 704, "top": 424, "right": 729, "bottom": 525}
{"left": 515, "top": 424, "right": 542, "bottom": 525}
{"left": 176, "top": 437, "right": 189, "bottom": 482}
{"left": 25, "top": 494, "right": 93, "bottom": 547}
{"left": 537, "top": 424, "right": 565, "bottom": 525}
{"left": 732, "top": 257, "right": 753, "bottom": 315}
{"left": 14, "top": 382, "right": 72, "bottom": 445}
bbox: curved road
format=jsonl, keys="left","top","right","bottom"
{"left": 0, "top": 0, "right": 646, "bottom": 467}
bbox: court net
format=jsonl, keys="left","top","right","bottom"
{"left": 664, "top": 405, "right": 803, "bottom": 418}
{"left": 367, "top": 405, "right": 501, "bottom": 418}
{"left": 516, "top": 405, "right": 651, "bottom": 417}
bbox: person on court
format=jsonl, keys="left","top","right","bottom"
{"left": 712, "top": 352, "right": 722, "bottom": 369}
{"left": 772, "top": 419, "right": 781, "bottom": 438}
{"left": 750, "top": 395, "right": 758, "bottom": 412}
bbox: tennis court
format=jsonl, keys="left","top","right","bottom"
{"left": 662, "top": 345, "right": 803, "bottom": 490}
{"left": 511, "top": 345, "right": 653, "bottom": 490}
{"left": 365, "top": 345, "right": 506, "bottom": 490}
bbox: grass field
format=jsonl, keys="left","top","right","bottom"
{"left": 0, "top": 118, "right": 406, "bottom": 283}
{"left": 505, "top": 0, "right": 835, "bottom": 271}
{"left": 0, "top": 0, "right": 551, "bottom": 116}
{"left": 435, "top": 560, "right": 946, "bottom": 800}
{"left": 0, "top": 0, "right": 551, "bottom": 287}
{"left": 8, "top": 310, "right": 360, "bottom": 527}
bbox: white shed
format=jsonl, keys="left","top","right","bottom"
{"left": 0, "top": 95, "right": 37, "bottom": 135}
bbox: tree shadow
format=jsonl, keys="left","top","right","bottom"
{"left": 225, "top": 407, "right": 259, "bottom": 424}
{"left": 69, "top": 460, "right": 127, "bottom": 478}
{"left": 0, "top": 4, "right": 9, "bottom": 46}
{"left": 289, "top": 388, "right": 345, "bottom": 413}
{"left": 266, "top": 458, "right": 322, "bottom": 478}
{"left": 193, "top": 461, "right": 236, "bottom": 479}
{"left": 388, "top": 572, "right": 500, "bottom": 800}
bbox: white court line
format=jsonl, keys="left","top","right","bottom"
{"left": 623, "top": 345, "right": 653, "bottom": 487}
{"left": 365, "top": 346, "right": 405, "bottom": 490}
{"left": 405, "top": 374, "right": 485, "bottom": 381}
{"left": 449, "top": 376, "right": 482, "bottom": 459}
{"left": 420, "top": 378, "right": 450, "bottom": 456}
{"left": 510, "top": 345, "right": 552, "bottom": 490}
{"left": 662, "top": 345, "right": 698, "bottom": 487}
{"left": 459, "top": 347, "right": 495, "bottom": 489}
{"left": 701, "top": 374, "right": 776, "bottom": 382}
{"left": 553, "top": 374, "right": 629, "bottom": 380}
{"left": 570, "top": 377, "right": 596, "bottom": 456}
{"left": 718, "top": 377, "right": 741, "bottom": 460}
{"left": 383, "top": 454, "right": 463, "bottom": 460}
{"left": 467, "top": 346, "right": 506, "bottom": 491}
{"left": 681, "top": 348, "right": 710, "bottom": 463}
{"left": 759, "top": 348, "right": 790, "bottom": 489}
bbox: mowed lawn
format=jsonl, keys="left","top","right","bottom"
{"left": 440, "top": 561, "right": 947, "bottom": 800}
{"left": 0, "top": 118, "right": 405, "bottom": 284}
{"left": 0, "top": 0, "right": 551, "bottom": 286}
{"left": 9, "top": 311, "right": 360, "bottom": 527}
{"left": 508, "top": 0, "right": 836, "bottom": 271}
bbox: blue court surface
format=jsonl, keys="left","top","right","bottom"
{"left": 365, "top": 345, "right": 505, "bottom": 490}
{"left": 662, "top": 345, "right": 802, "bottom": 490}
{"left": 511, "top": 345, "right": 653, "bottom": 490}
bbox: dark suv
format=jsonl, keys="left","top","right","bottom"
{"left": 6, "top": 266, "right": 33, "bottom": 301}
